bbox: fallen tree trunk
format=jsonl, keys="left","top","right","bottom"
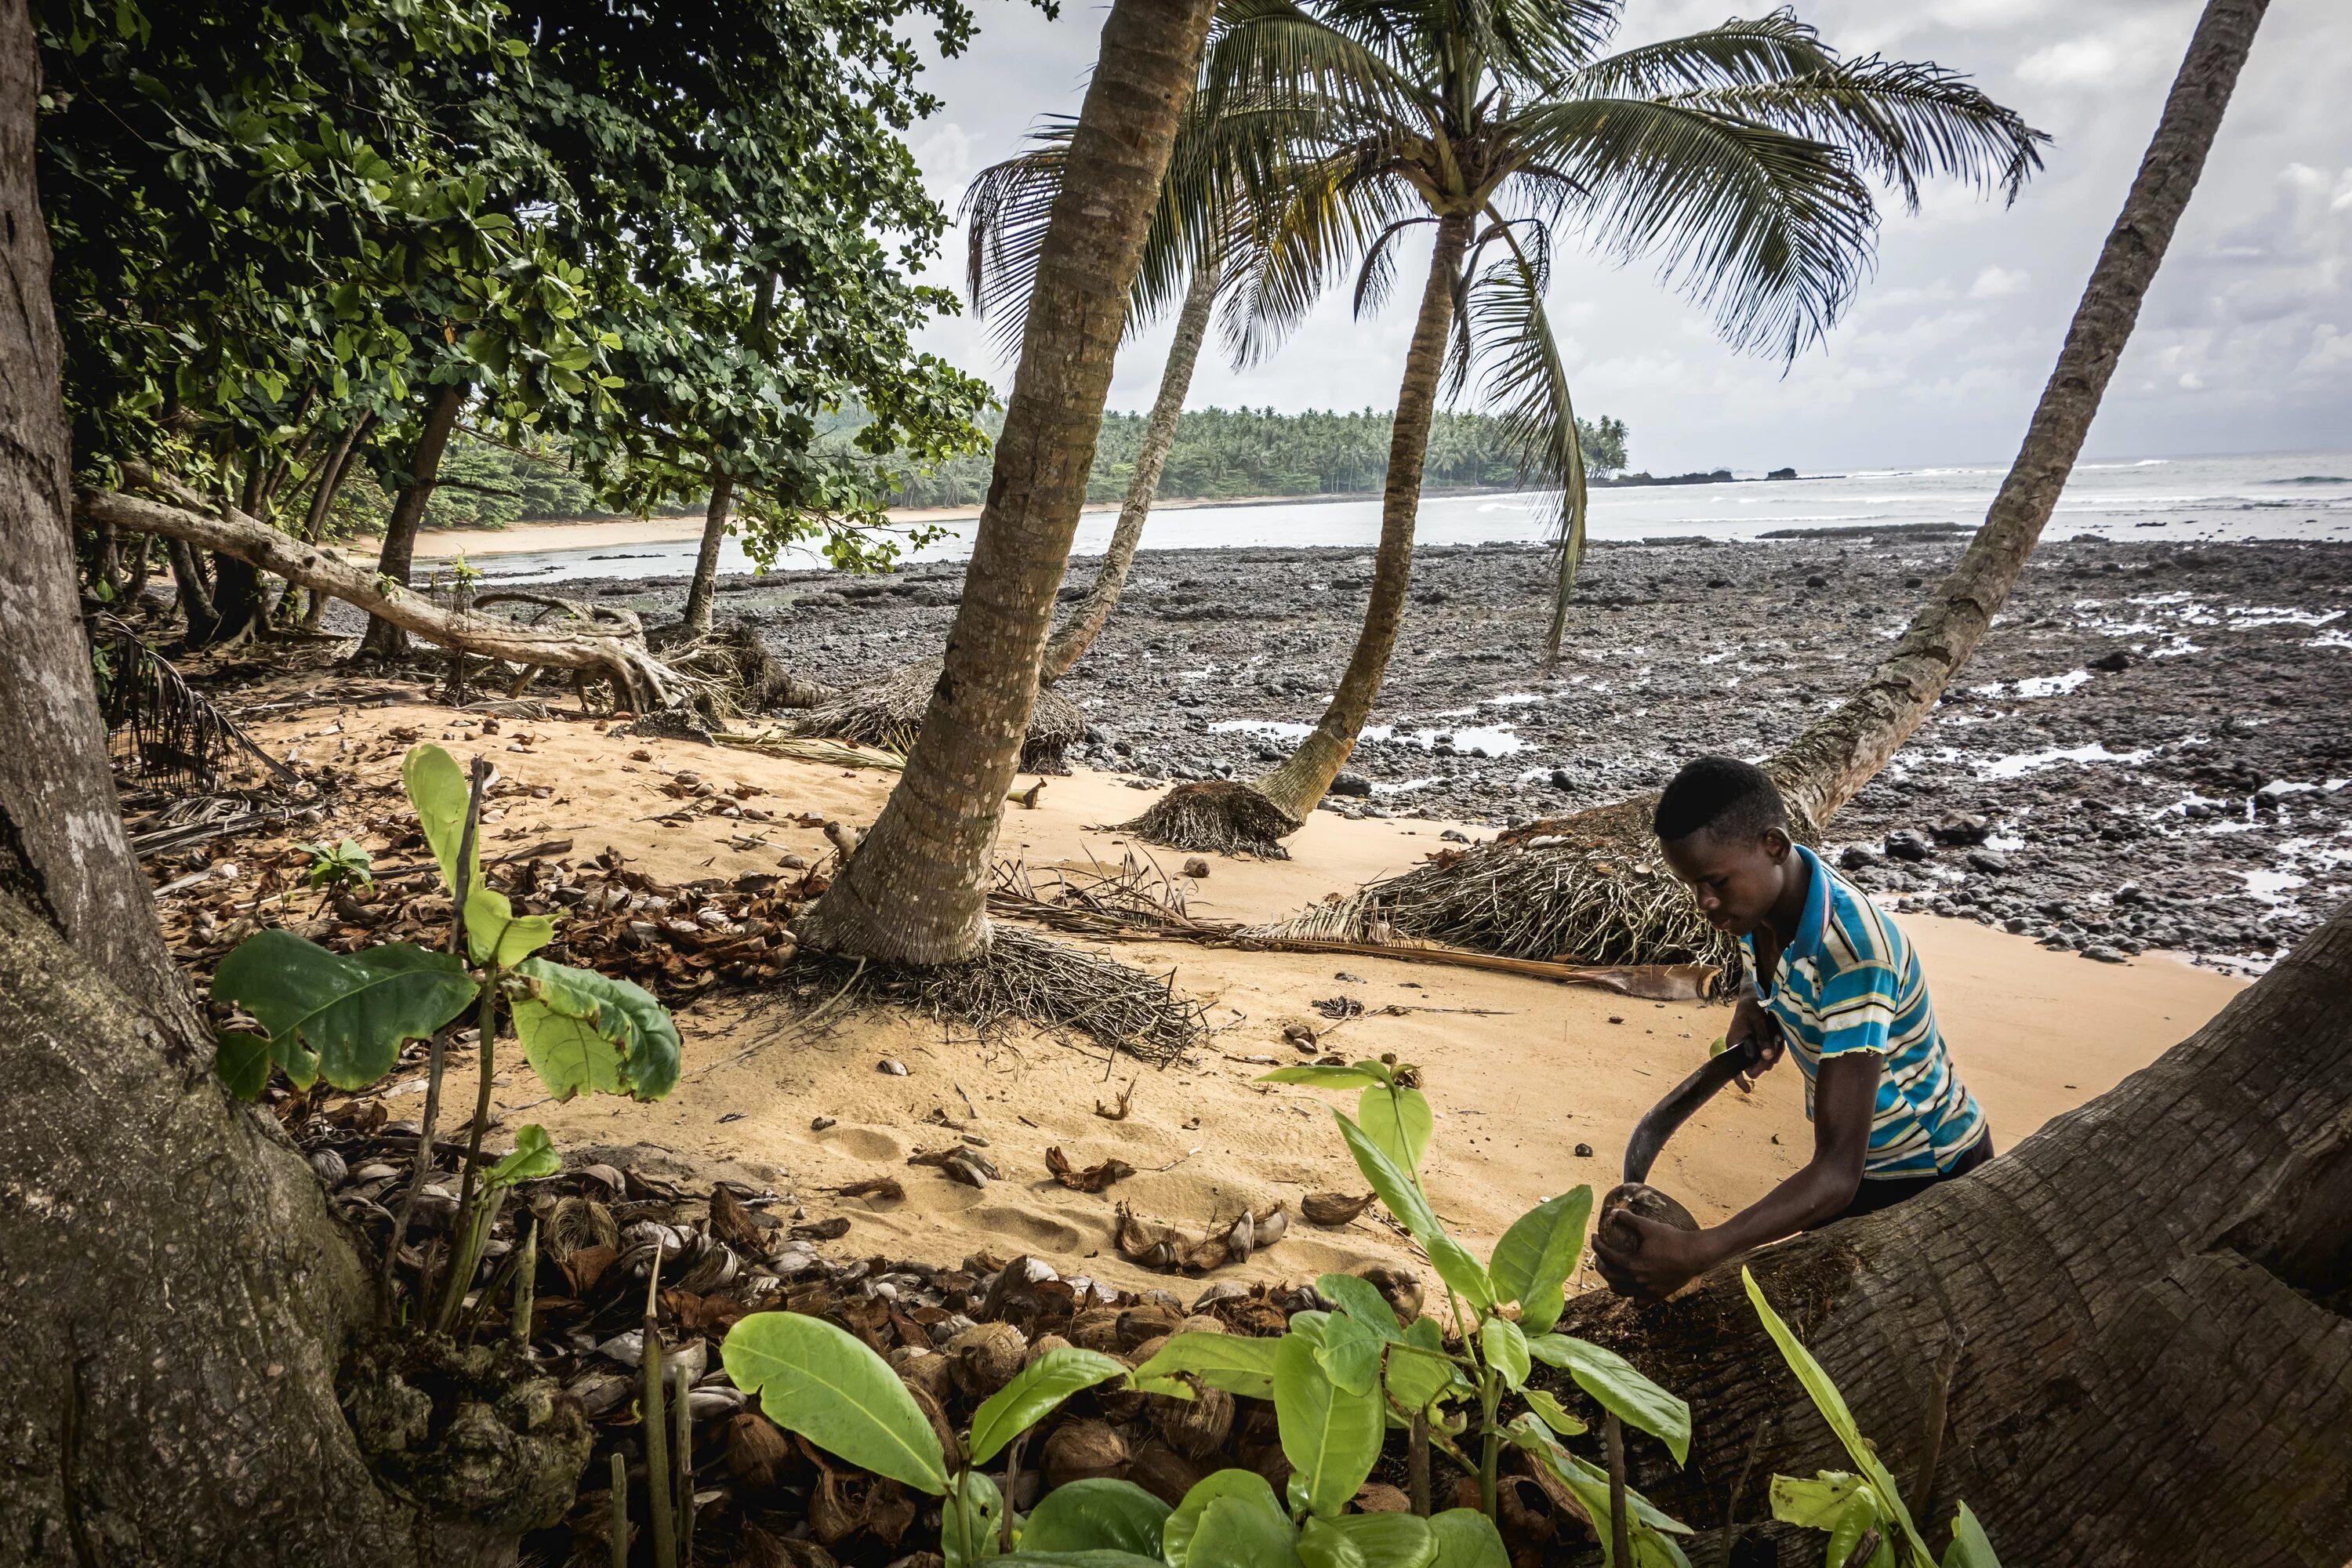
{"left": 1555, "top": 888, "right": 2352, "bottom": 1567}
{"left": 82, "top": 471, "right": 693, "bottom": 710}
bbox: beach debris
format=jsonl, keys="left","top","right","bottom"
{"left": 877, "top": 1058, "right": 909, "bottom": 1076}
{"left": 1301, "top": 1192, "right": 1378, "bottom": 1227}
{"left": 810, "top": 1116, "right": 837, "bottom": 1131}
{"left": 1312, "top": 995, "right": 1365, "bottom": 1020}
{"left": 1181, "top": 857, "right": 1210, "bottom": 878}
{"left": 1014, "top": 779, "right": 1046, "bottom": 808}
{"left": 1095, "top": 1080, "right": 1135, "bottom": 1121}
{"left": 1045, "top": 1146, "right": 1136, "bottom": 1192}
{"left": 1114, "top": 1201, "right": 1290, "bottom": 1273}
{"left": 833, "top": 1177, "right": 905, "bottom": 1202}
{"left": 909, "top": 1144, "right": 997, "bottom": 1188}
{"left": 791, "top": 1217, "right": 852, "bottom": 1240}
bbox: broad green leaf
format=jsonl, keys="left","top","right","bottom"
{"left": 1275, "top": 1333, "right": 1385, "bottom": 1518}
{"left": 1523, "top": 1388, "right": 1587, "bottom": 1436}
{"left": 1508, "top": 1416, "right": 1693, "bottom": 1544}
{"left": 1488, "top": 1187, "right": 1593, "bottom": 1333}
{"left": 1330, "top": 1512, "right": 1436, "bottom": 1568}
{"left": 1941, "top": 1503, "right": 2003, "bottom": 1568}
{"left": 1382, "top": 1320, "right": 1457, "bottom": 1414}
{"left": 1770, "top": 1472, "right": 1867, "bottom": 1530}
{"left": 483, "top": 1124, "right": 559, "bottom": 1189}
{"left": 1334, "top": 1112, "right": 1493, "bottom": 1309}
{"left": 1316, "top": 1273, "right": 1405, "bottom": 1338}
{"left": 1018, "top": 1479, "right": 1170, "bottom": 1556}
{"left": 465, "top": 884, "right": 556, "bottom": 966}
{"left": 1426, "top": 1510, "right": 1509, "bottom": 1568}
{"left": 1165, "top": 1471, "right": 1287, "bottom": 1568}
{"left": 944, "top": 1469, "right": 1004, "bottom": 1568}
{"left": 1298, "top": 1516, "right": 1370, "bottom": 1568}
{"left": 1129, "top": 1332, "right": 1280, "bottom": 1403}
{"left": 1828, "top": 1497, "right": 1894, "bottom": 1568}
{"left": 403, "top": 742, "right": 477, "bottom": 894}
{"left": 1259, "top": 1064, "right": 1384, "bottom": 1090}
{"left": 721, "top": 1312, "right": 948, "bottom": 1494}
{"left": 1743, "top": 1268, "right": 1926, "bottom": 1552}
{"left": 213, "top": 931, "right": 477, "bottom": 1091}
{"left": 510, "top": 957, "right": 681, "bottom": 1102}
{"left": 1317, "top": 1308, "right": 1385, "bottom": 1396}
{"left": 1193, "top": 1494, "right": 1305, "bottom": 1568}
{"left": 215, "top": 1031, "right": 273, "bottom": 1101}
{"left": 1481, "top": 1318, "right": 1530, "bottom": 1390}
{"left": 1000, "top": 1555, "right": 1167, "bottom": 1567}
{"left": 1523, "top": 1335, "right": 1690, "bottom": 1465}
{"left": 1357, "top": 1083, "right": 1434, "bottom": 1174}
{"left": 969, "top": 1348, "right": 1127, "bottom": 1465}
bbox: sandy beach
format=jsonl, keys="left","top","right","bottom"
{"left": 211, "top": 693, "right": 2245, "bottom": 1302}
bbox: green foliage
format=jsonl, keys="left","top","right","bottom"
{"left": 212, "top": 932, "right": 477, "bottom": 1094}
{"left": 721, "top": 1311, "right": 952, "bottom": 1495}
{"left": 1128, "top": 1332, "right": 1281, "bottom": 1402}
{"left": 1275, "top": 1333, "right": 1385, "bottom": 1517}
{"left": 509, "top": 958, "right": 682, "bottom": 1103}
{"left": 1018, "top": 1481, "right": 1171, "bottom": 1557}
{"left": 968, "top": 1348, "right": 1127, "bottom": 1465}
{"left": 1163, "top": 1471, "right": 1291, "bottom": 1568}
{"left": 296, "top": 838, "right": 374, "bottom": 891}
{"left": 481, "top": 1123, "right": 560, "bottom": 1189}
{"left": 1748, "top": 1269, "right": 2004, "bottom": 1567}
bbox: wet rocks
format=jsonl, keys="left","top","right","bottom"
{"left": 1884, "top": 829, "right": 1934, "bottom": 862}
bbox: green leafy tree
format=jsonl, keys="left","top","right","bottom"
{"left": 1129, "top": 0, "right": 2045, "bottom": 850}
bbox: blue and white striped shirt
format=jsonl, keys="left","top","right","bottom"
{"left": 1744, "top": 847, "right": 1987, "bottom": 1179}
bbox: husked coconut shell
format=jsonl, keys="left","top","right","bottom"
{"left": 726, "top": 1410, "right": 794, "bottom": 1490}
{"left": 888, "top": 1346, "right": 955, "bottom": 1409}
{"left": 1176, "top": 1314, "right": 1227, "bottom": 1336}
{"left": 946, "top": 1321, "right": 1027, "bottom": 1401}
{"left": 1023, "top": 1332, "right": 1074, "bottom": 1367}
{"left": 1600, "top": 1180, "right": 1700, "bottom": 1238}
{"left": 1127, "top": 1438, "right": 1207, "bottom": 1507}
{"left": 1068, "top": 1307, "right": 1124, "bottom": 1353}
{"left": 1115, "top": 1303, "right": 1183, "bottom": 1351}
{"left": 1151, "top": 1377, "right": 1235, "bottom": 1460}
{"left": 1042, "top": 1420, "right": 1130, "bottom": 1489}
{"left": 1359, "top": 1265, "right": 1424, "bottom": 1326}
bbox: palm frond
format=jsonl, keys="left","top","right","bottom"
{"left": 1460, "top": 237, "right": 1587, "bottom": 660}
{"left": 1568, "top": 11, "right": 1839, "bottom": 96}
{"left": 1219, "top": 151, "right": 1419, "bottom": 366}
{"left": 1483, "top": 0, "right": 1621, "bottom": 89}
{"left": 1668, "top": 57, "right": 2048, "bottom": 209}
{"left": 1515, "top": 95, "right": 1875, "bottom": 360}
{"left": 1203, "top": 0, "right": 1434, "bottom": 129}
{"left": 960, "top": 125, "right": 1071, "bottom": 361}
{"left": 1352, "top": 214, "right": 1435, "bottom": 318}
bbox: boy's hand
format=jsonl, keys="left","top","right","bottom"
{"left": 1726, "top": 997, "right": 1784, "bottom": 1090}
{"left": 1594, "top": 1214, "right": 1715, "bottom": 1303}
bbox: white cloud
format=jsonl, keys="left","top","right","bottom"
{"left": 2016, "top": 37, "right": 2120, "bottom": 88}
{"left": 1968, "top": 265, "right": 2031, "bottom": 299}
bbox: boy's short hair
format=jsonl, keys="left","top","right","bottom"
{"left": 1653, "top": 756, "right": 1789, "bottom": 844}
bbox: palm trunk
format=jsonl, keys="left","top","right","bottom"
{"left": 796, "top": 0, "right": 1219, "bottom": 965}
{"left": 681, "top": 273, "right": 778, "bottom": 635}
{"left": 1038, "top": 254, "right": 1221, "bottom": 685}
{"left": 1769, "top": 0, "right": 2265, "bottom": 833}
{"left": 1558, "top": 886, "right": 2352, "bottom": 1568}
{"left": 359, "top": 383, "right": 464, "bottom": 661}
{"left": 1254, "top": 212, "right": 1470, "bottom": 820}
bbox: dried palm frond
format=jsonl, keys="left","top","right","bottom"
{"left": 97, "top": 615, "right": 299, "bottom": 798}
{"left": 792, "top": 659, "right": 1084, "bottom": 774}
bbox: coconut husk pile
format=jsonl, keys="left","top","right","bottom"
{"left": 265, "top": 1083, "right": 1410, "bottom": 1567}
{"left": 791, "top": 658, "right": 1087, "bottom": 775}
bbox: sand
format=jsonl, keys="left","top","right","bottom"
{"left": 257, "top": 694, "right": 2247, "bottom": 1302}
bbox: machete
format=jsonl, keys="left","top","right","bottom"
{"left": 1621, "top": 1028, "right": 1769, "bottom": 1185}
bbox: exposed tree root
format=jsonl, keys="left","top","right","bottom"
{"left": 792, "top": 659, "right": 1085, "bottom": 774}
{"left": 1294, "top": 796, "right": 1751, "bottom": 996}
{"left": 644, "top": 619, "right": 842, "bottom": 713}
{"left": 797, "top": 923, "right": 1206, "bottom": 1066}
{"left": 1121, "top": 779, "right": 1302, "bottom": 859}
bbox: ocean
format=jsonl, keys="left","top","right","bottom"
{"left": 466, "top": 448, "right": 2352, "bottom": 586}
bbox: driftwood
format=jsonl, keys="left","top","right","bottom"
{"left": 80, "top": 467, "right": 692, "bottom": 710}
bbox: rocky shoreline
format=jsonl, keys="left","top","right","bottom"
{"left": 572, "top": 530, "right": 2352, "bottom": 971}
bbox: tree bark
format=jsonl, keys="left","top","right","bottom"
{"left": 1558, "top": 889, "right": 2352, "bottom": 1568}
{"left": 681, "top": 272, "right": 777, "bottom": 635}
{"left": 360, "top": 383, "right": 464, "bottom": 661}
{"left": 0, "top": 7, "right": 201, "bottom": 1044}
{"left": 1254, "top": 212, "right": 1470, "bottom": 821}
{"left": 1769, "top": 0, "right": 2267, "bottom": 833}
{"left": 795, "top": 0, "right": 1219, "bottom": 964}
{"left": 86, "top": 475, "right": 693, "bottom": 709}
{"left": 1038, "top": 253, "right": 1221, "bottom": 685}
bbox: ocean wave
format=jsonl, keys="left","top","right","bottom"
{"left": 2261, "top": 475, "right": 2351, "bottom": 486}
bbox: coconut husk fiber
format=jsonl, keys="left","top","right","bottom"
{"left": 793, "top": 659, "right": 1084, "bottom": 774}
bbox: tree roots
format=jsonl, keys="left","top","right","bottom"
{"left": 800, "top": 924, "right": 1205, "bottom": 1066}
{"left": 1285, "top": 797, "right": 1750, "bottom": 996}
{"left": 791, "top": 659, "right": 1085, "bottom": 774}
{"left": 1121, "top": 779, "right": 1302, "bottom": 859}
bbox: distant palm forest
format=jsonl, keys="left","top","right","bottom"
{"left": 891, "top": 406, "right": 1630, "bottom": 510}
{"left": 401, "top": 406, "right": 1629, "bottom": 529}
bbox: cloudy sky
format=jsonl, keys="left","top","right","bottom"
{"left": 898, "top": 0, "right": 2350, "bottom": 474}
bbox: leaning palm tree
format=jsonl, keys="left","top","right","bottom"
{"left": 1123, "top": 0, "right": 2045, "bottom": 856}
{"left": 1302, "top": 0, "right": 2263, "bottom": 981}
{"left": 793, "top": 0, "right": 1221, "bottom": 964}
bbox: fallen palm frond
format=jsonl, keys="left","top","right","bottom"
{"left": 989, "top": 851, "right": 1722, "bottom": 1002}
{"left": 716, "top": 730, "right": 911, "bottom": 773}
{"left": 98, "top": 615, "right": 305, "bottom": 799}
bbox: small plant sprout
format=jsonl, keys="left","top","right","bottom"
{"left": 209, "top": 743, "right": 682, "bottom": 1330}
{"left": 296, "top": 837, "right": 374, "bottom": 893}
{"left": 1748, "top": 1269, "right": 2002, "bottom": 1568}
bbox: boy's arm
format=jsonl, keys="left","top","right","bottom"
{"left": 1595, "top": 1051, "right": 1879, "bottom": 1303}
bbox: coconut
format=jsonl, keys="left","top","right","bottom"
{"left": 726, "top": 1410, "right": 794, "bottom": 1490}
{"left": 1176, "top": 1314, "right": 1228, "bottom": 1337}
{"left": 1042, "top": 1420, "right": 1131, "bottom": 1489}
{"left": 888, "top": 1345, "right": 954, "bottom": 1409}
{"left": 1126, "top": 1438, "right": 1208, "bottom": 1507}
{"left": 1023, "top": 1332, "right": 1074, "bottom": 1367}
{"left": 1067, "top": 1307, "right": 1124, "bottom": 1353}
{"left": 1151, "top": 1378, "right": 1235, "bottom": 1460}
{"left": 945, "top": 1321, "right": 1027, "bottom": 1402}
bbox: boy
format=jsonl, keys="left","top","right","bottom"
{"left": 1593, "top": 756, "right": 1993, "bottom": 1303}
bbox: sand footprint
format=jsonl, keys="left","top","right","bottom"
{"left": 971, "top": 1205, "right": 1091, "bottom": 1254}
{"left": 811, "top": 1125, "right": 902, "bottom": 1162}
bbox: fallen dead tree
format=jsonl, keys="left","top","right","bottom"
{"left": 80, "top": 467, "right": 695, "bottom": 710}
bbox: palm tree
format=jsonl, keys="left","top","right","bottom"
{"left": 1123, "top": 0, "right": 2045, "bottom": 855}
{"left": 793, "top": 0, "right": 1222, "bottom": 964}
{"left": 1348, "top": 0, "right": 2266, "bottom": 978}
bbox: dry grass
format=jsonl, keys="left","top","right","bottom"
{"left": 1121, "top": 779, "right": 1302, "bottom": 858}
